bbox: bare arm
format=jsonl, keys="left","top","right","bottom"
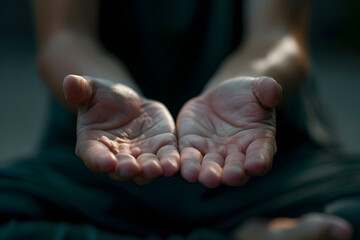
{"left": 32, "top": 1, "right": 180, "bottom": 182}
{"left": 32, "top": 0, "right": 141, "bottom": 113}
{"left": 177, "top": 0, "right": 311, "bottom": 187}
{"left": 206, "top": 0, "right": 310, "bottom": 106}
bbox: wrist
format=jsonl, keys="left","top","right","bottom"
{"left": 204, "top": 36, "right": 308, "bottom": 106}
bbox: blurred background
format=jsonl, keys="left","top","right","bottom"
{"left": 0, "top": 0, "right": 359, "bottom": 167}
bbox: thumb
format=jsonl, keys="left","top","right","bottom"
{"left": 253, "top": 77, "right": 282, "bottom": 108}
{"left": 63, "top": 74, "right": 93, "bottom": 104}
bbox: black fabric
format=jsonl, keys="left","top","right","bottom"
{"left": 1, "top": 128, "right": 360, "bottom": 239}
{"left": 1, "top": 1, "right": 360, "bottom": 239}
{"left": 98, "top": 0, "right": 243, "bottom": 116}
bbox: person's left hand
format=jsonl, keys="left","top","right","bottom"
{"left": 177, "top": 77, "right": 282, "bottom": 188}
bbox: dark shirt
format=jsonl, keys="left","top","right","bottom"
{"left": 99, "top": 0, "right": 243, "bottom": 116}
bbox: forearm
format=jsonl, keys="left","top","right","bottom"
{"left": 37, "top": 31, "right": 141, "bottom": 113}
{"left": 205, "top": 0, "right": 310, "bottom": 107}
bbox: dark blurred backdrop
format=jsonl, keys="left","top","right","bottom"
{"left": 0, "top": 0, "right": 359, "bottom": 166}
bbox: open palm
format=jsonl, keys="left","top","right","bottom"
{"left": 63, "top": 75, "right": 179, "bottom": 184}
{"left": 177, "top": 77, "right": 281, "bottom": 188}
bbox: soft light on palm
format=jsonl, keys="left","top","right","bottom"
{"left": 177, "top": 77, "right": 279, "bottom": 188}
{"left": 65, "top": 76, "right": 179, "bottom": 184}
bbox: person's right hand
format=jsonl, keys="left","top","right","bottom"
{"left": 63, "top": 75, "right": 180, "bottom": 184}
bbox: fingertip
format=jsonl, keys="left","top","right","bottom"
{"left": 157, "top": 145, "right": 180, "bottom": 177}
{"left": 222, "top": 167, "right": 249, "bottom": 186}
{"left": 115, "top": 153, "right": 141, "bottom": 178}
{"left": 63, "top": 75, "right": 77, "bottom": 101}
{"left": 63, "top": 74, "right": 92, "bottom": 104}
{"left": 198, "top": 165, "right": 222, "bottom": 188}
{"left": 180, "top": 147, "right": 202, "bottom": 182}
{"left": 198, "top": 153, "right": 224, "bottom": 188}
{"left": 83, "top": 152, "right": 118, "bottom": 173}
{"left": 141, "top": 159, "right": 163, "bottom": 179}
{"left": 160, "top": 157, "right": 180, "bottom": 177}
{"left": 97, "top": 156, "right": 118, "bottom": 172}
{"left": 244, "top": 158, "right": 271, "bottom": 176}
{"left": 245, "top": 139, "right": 275, "bottom": 176}
{"left": 77, "top": 141, "right": 118, "bottom": 172}
{"left": 180, "top": 161, "right": 200, "bottom": 182}
{"left": 254, "top": 77, "right": 282, "bottom": 108}
{"left": 136, "top": 153, "right": 163, "bottom": 179}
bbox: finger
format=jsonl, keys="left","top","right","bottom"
{"left": 198, "top": 153, "right": 224, "bottom": 188}
{"left": 76, "top": 140, "right": 117, "bottom": 172}
{"left": 63, "top": 75, "right": 93, "bottom": 104}
{"left": 244, "top": 137, "right": 276, "bottom": 176}
{"left": 180, "top": 147, "right": 203, "bottom": 182}
{"left": 253, "top": 77, "right": 282, "bottom": 108}
{"left": 157, "top": 145, "right": 180, "bottom": 177}
{"left": 222, "top": 152, "right": 249, "bottom": 186}
{"left": 137, "top": 153, "right": 163, "bottom": 179}
{"left": 115, "top": 153, "right": 141, "bottom": 178}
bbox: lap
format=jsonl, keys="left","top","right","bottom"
{"left": 1, "top": 99, "right": 359, "bottom": 238}
{"left": 1, "top": 140, "right": 359, "bottom": 238}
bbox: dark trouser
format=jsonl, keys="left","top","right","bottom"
{"left": 1, "top": 100, "right": 359, "bottom": 240}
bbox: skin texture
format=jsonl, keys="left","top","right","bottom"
{"left": 63, "top": 75, "right": 179, "bottom": 184}
{"left": 32, "top": 0, "right": 354, "bottom": 239}
{"left": 177, "top": 77, "right": 280, "bottom": 188}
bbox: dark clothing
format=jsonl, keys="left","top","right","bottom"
{"left": 1, "top": 105, "right": 360, "bottom": 239}
{"left": 1, "top": 1, "right": 359, "bottom": 239}
{"left": 98, "top": 0, "right": 243, "bottom": 116}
